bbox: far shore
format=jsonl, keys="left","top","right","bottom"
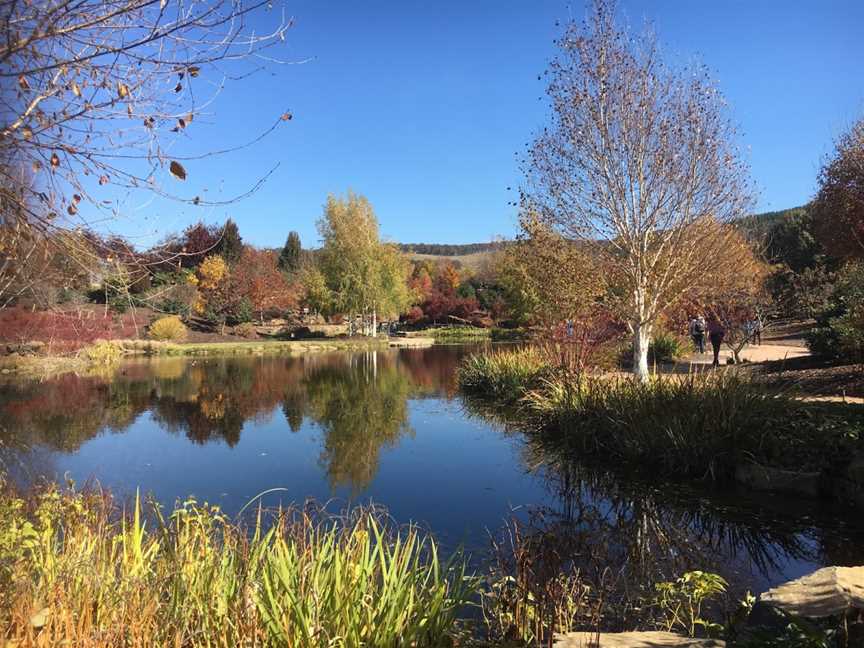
{"left": 0, "top": 336, "right": 436, "bottom": 379}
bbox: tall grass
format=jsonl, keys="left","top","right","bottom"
{"left": 526, "top": 371, "right": 861, "bottom": 479}
{"left": 458, "top": 349, "right": 863, "bottom": 481}
{"left": 0, "top": 484, "right": 477, "bottom": 647}
{"left": 457, "top": 348, "right": 548, "bottom": 403}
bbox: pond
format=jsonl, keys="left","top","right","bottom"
{"left": 1, "top": 345, "right": 863, "bottom": 594}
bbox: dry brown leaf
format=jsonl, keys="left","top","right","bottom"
{"left": 169, "top": 160, "right": 187, "bottom": 180}
{"left": 50, "top": 152, "right": 60, "bottom": 168}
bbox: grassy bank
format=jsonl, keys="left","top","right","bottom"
{"left": 0, "top": 337, "right": 395, "bottom": 379}
{"left": 420, "top": 326, "right": 525, "bottom": 344}
{"left": 0, "top": 484, "right": 476, "bottom": 647}
{"left": 458, "top": 349, "right": 864, "bottom": 482}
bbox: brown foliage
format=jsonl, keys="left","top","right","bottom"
{"left": 812, "top": 117, "right": 864, "bottom": 261}
{"left": 230, "top": 247, "right": 301, "bottom": 321}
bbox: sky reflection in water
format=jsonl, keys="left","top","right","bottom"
{"left": 1, "top": 345, "right": 863, "bottom": 589}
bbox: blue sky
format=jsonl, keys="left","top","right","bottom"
{"left": 118, "top": 1, "right": 864, "bottom": 248}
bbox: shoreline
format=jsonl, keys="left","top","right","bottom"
{"left": 0, "top": 336, "right": 435, "bottom": 379}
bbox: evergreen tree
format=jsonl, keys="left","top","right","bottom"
{"left": 218, "top": 219, "right": 243, "bottom": 264}
{"left": 279, "top": 231, "right": 303, "bottom": 273}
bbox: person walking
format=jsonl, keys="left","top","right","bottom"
{"left": 752, "top": 315, "right": 763, "bottom": 345}
{"left": 688, "top": 315, "right": 706, "bottom": 354}
{"left": 707, "top": 314, "right": 725, "bottom": 367}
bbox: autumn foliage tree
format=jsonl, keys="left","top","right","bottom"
{"left": 812, "top": 117, "right": 864, "bottom": 262}
{"left": 496, "top": 215, "right": 606, "bottom": 327}
{"left": 229, "top": 247, "right": 300, "bottom": 323}
{"left": 316, "top": 192, "right": 412, "bottom": 336}
{"left": 524, "top": 0, "right": 755, "bottom": 379}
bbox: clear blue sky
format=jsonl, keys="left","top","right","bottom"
{"left": 120, "top": 1, "right": 864, "bottom": 249}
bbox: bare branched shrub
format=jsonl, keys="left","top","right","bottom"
{"left": 1, "top": 0, "right": 295, "bottom": 304}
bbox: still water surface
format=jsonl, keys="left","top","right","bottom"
{"left": 1, "top": 345, "right": 863, "bottom": 591}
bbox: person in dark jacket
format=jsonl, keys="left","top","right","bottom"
{"left": 707, "top": 315, "right": 725, "bottom": 367}
{"left": 688, "top": 315, "right": 706, "bottom": 354}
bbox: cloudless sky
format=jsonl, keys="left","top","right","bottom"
{"left": 117, "top": 1, "right": 864, "bottom": 248}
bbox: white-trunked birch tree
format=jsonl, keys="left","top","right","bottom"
{"left": 316, "top": 192, "right": 412, "bottom": 337}
{"left": 523, "top": 0, "right": 755, "bottom": 380}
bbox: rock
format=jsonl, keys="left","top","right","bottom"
{"left": 554, "top": 631, "right": 725, "bottom": 648}
{"left": 761, "top": 565, "right": 864, "bottom": 618}
{"left": 734, "top": 462, "right": 820, "bottom": 497}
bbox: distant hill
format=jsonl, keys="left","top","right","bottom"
{"left": 396, "top": 242, "right": 503, "bottom": 256}
{"left": 736, "top": 205, "right": 809, "bottom": 243}
{"left": 396, "top": 206, "right": 807, "bottom": 264}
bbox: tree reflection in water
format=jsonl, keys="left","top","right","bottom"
{"left": 0, "top": 350, "right": 444, "bottom": 491}
{"left": 3, "top": 347, "right": 863, "bottom": 599}
{"left": 462, "top": 393, "right": 864, "bottom": 636}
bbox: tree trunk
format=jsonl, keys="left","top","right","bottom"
{"left": 633, "top": 322, "right": 652, "bottom": 381}
{"left": 371, "top": 308, "right": 377, "bottom": 338}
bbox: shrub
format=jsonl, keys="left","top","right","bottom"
{"left": 80, "top": 339, "right": 123, "bottom": 365}
{"left": 0, "top": 307, "right": 139, "bottom": 353}
{"left": 805, "top": 261, "right": 864, "bottom": 360}
{"left": 620, "top": 331, "right": 690, "bottom": 367}
{"left": 148, "top": 315, "right": 188, "bottom": 342}
{"left": 233, "top": 322, "right": 259, "bottom": 339}
{"left": 0, "top": 486, "right": 477, "bottom": 647}
{"left": 108, "top": 294, "right": 129, "bottom": 313}
{"left": 231, "top": 297, "right": 254, "bottom": 324}
{"left": 158, "top": 298, "right": 192, "bottom": 317}
{"left": 649, "top": 331, "right": 690, "bottom": 363}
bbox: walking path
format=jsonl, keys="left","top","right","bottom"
{"left": 686, "top": 343, "right": 809, "bottom": 366}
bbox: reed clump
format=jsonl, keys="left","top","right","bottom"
{"left": 0, "top": 483, "right": 477, "bottom": 647}
{"left": 457, "top": 348, "right": 548, "bottom": 403}
{"left": 458, "top": 351, "right": 863, "bottom": 481}
{"left": 525, "top": 371, "right": 864, "bottom": 478}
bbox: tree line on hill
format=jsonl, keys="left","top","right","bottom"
{"left": 397, "top": 242, "right": 503, "bottom": 256}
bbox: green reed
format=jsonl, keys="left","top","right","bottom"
{"left": 0, "top": 483, "right": 477, "bottom": 647}
{"left": 457, "top": 348, "right": 548, "bottom": 403}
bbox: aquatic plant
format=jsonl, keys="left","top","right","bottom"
{"left": 0, "top": 483, "right": 477, "bottom": 647}
{"left": 459, "top": 349, "right": 864, "bottom": 480}
{"left": 524, "top": 371, "right": 862, "bottom": 479}
{"left": 653, "top": 571, "right": 728, "bottom": 637}
{"left": 457, "top": 348, "right": 548, "bottom": 403}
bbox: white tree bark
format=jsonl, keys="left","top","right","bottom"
{"left": 632, "top": 322, "right": 652, "bottom": 381}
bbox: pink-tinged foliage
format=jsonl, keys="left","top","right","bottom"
{"left": 0, "top": 307, "right": 141, "bottom": 353}
{"left": 538, "top": 308, "right": 625, "bottom": 372}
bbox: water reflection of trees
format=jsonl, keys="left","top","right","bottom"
{"left": 460, "top": 391, "right": 864, "bottom": 585}
{"left": 303, "top": 354, "right": 413, "bottom": 491}
{"left": 0, "top": 348, "right": 469, "bottom": 490}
